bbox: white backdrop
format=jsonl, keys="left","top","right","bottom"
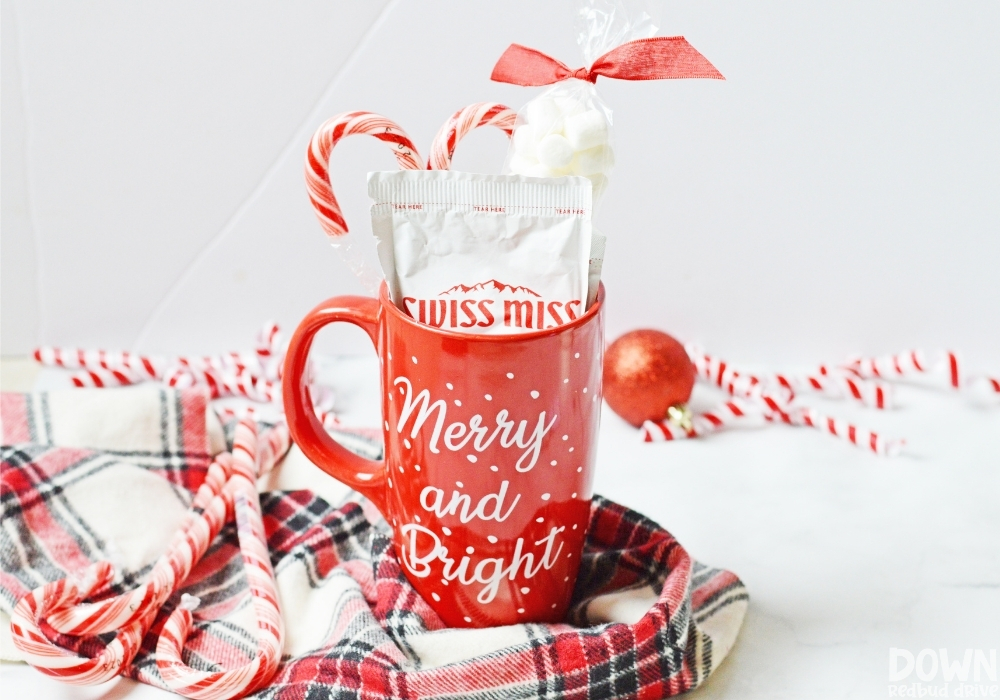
{"left": 3, "top": 0, "right": 999, "bottom": 369}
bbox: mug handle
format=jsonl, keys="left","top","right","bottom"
{"left": 282, "top": 295, "right": 387, "bottom": 515}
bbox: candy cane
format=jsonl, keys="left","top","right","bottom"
{"left": 645, "top": 343, "right": 983, "bottom": 455}
{"left": 47, "top": 419, "right": 285, "bottom": 641}
{"left": 10, "top": 458, "right": 235, "bottom": 684}
{"left": 688, "top": 346, "right": 892, "bottom": 409}
{"left": 13, "top": 423, "right": 289, "bottom": 691}
{"left": 787, "top": 406, "right": 905, "bottom": 457}
{"left": 33, "top": 325, "right": 338, "bottom": 432}
{"left": 162, "top": 364, "right": 273, "bottom": 404}
{"left": 642, "top": 399, "right": 758, "bottom": 441}
{"left": 309, "top": 384, "right": 340, "bottom": 431}
{"left": 785, "top": 369, "right": 893, "bottom": 409}
{"left": 843, "top": 349, "right": 933, "bottom": 381}
{"left": 33, "top": 347, "right": 163, "bottom": 378}
{"left": 34, "top": 349, "right": 164, "bottom": 389}
{"left": 842, "top": 349, "right": 964, "bottom": 392}
{"left": 427, "top": 102, "right": 516, "bottom": 170}
{"left": 9, "top": 561, "right": 147, "bottom": 684}
{"left": 33, "top": 322, "right": 319, "bottom": 425}
{"left": 255, "top": 321, "right": 284, "bottom": 380}
{"left": 842, "top": 349, "right": 999, "bottom": 399}
{"left": 661, "top": 345, "right": 907, "bottom": 455}
{"left": 255, "top": 321, "right": 281, "bottom": 359}
{"left": 35, "top": 323, "right": 283, "bottom": 383}
{"left": 43, "top": 457, "right": 233, "bottom": 635}
{"left": 69, "top": 366, "right": 142, "bottom": 388}
{"left": 215, "top": 405, "right": 259, "bottom": 423}
{"left": 164, "top": 364, "right": 222, "bottom": 398}
{"left": 970, "top": 375, "right": 1000, "bottom": 397}
{"left": 643, "top": 391, "right": 904, "bottom": 456}
{"left": 156, "top": 420, "right": 285, "bottom": 700}
{"left": 305, "top": 111, "right": 422, "bottom": 241}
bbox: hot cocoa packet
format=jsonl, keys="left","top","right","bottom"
{"left": 369, "top": 170, "right": 595, "bottom": 334}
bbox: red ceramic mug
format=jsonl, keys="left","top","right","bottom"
{"left": 283, "top": 282, "right": 604, "bottom": 627}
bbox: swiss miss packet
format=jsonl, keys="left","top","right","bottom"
{"left": 369, "top": 170, "right": 601, "bottom": 334}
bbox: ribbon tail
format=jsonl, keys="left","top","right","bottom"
{"left": 592, "top": 36, "right": 725, "bottom": 81}
{"left": 490, "top": 44, "right": 573, "bottom": 86}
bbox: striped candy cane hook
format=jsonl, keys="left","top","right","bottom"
{"left": 10, "top": 424, "right": 291, "bottom": 689}
{"left": 42, "top": 458, "right": 234, "bottom": 636}
{"left": 427, "top": 102, "right": 517, "bottom": 170}
{"left": 156, "top": 420, "right": 285, "bottom": 700}
{"left": 305, "top": 111, "right": 422, "bottom": 241}
{"left": 9, "top": 562, "right": 147, "bottom": 685}
{"left": 9, "top": 458, "right": 235, "bottom": 685}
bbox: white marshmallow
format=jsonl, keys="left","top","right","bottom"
{"left": 554, "top": 95, "right": 586, "bottom": 118}
{"left": 536, "top": 133, "right": 574, "bottom": 168}
{"left": 510, "top": 156, "right": 564, "bottom": 179}
{"left": 525, "top": 98, "right": 562, "bottom": 136}
{"left": 508, "top": 154, "right": 538, "bottom": 176}
{"left": 570, "top": 145, "right": 614, "bottom": 176}
{"left": 564, "top": 109, "right": 608, "bottom": 151}
{"left": 512, "top": 125, "right": 537, "bottom": 158}
{"left": 526, "top": 163, "right": 564, "bottom": 178}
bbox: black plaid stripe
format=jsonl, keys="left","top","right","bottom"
{"left": 525, "top": 624, "right": 570, "bottom": 698}
{"left": 569, "top": 505, "right": 681, "bottom": 628}
{"left": 20, "top": 393, "right": 53, "bottom": 445}
{"left": 693, "top": 584, "right": 749, "bottom": 625}
{"left": 263, "top": 494, "right": 374, "bottom": 582}
{"left": 180, "top": 523, "right": 250, "bottom": 606}
{"left": 186, "top": 613, "right": 260, "bottom": 669}
{"left": 689, "top": 561, "right": 714, "bottom": 588}
{"left": 369, "top": 534, "right": 444, "bottom": 667}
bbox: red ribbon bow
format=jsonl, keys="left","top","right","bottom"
{"left": 491, "top": 37, "right": 724, "bottom": 86}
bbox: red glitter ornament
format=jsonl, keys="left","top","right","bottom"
{"left": 603, "top": 329, "right": 696, "bottom": 427}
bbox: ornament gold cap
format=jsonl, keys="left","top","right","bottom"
{"left": 666, "top": 404, "right": 693, "bottom": 432}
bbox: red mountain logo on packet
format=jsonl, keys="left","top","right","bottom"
{"left": 403, "top": 279, "right": 581, "bottom": 332}
{"left": 439, "top": 279, "right": 541, "bottom": 297}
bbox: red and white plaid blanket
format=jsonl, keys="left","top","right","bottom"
{"left": 1, "top": 386, "right": 747, "bottom": 698}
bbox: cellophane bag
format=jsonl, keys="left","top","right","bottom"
{"left": 503, "top": 0, "right": 660, "bottom": 203}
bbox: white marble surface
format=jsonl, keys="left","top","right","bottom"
{"left": 3, "top": 356, "right": 999, "bottom": 698}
